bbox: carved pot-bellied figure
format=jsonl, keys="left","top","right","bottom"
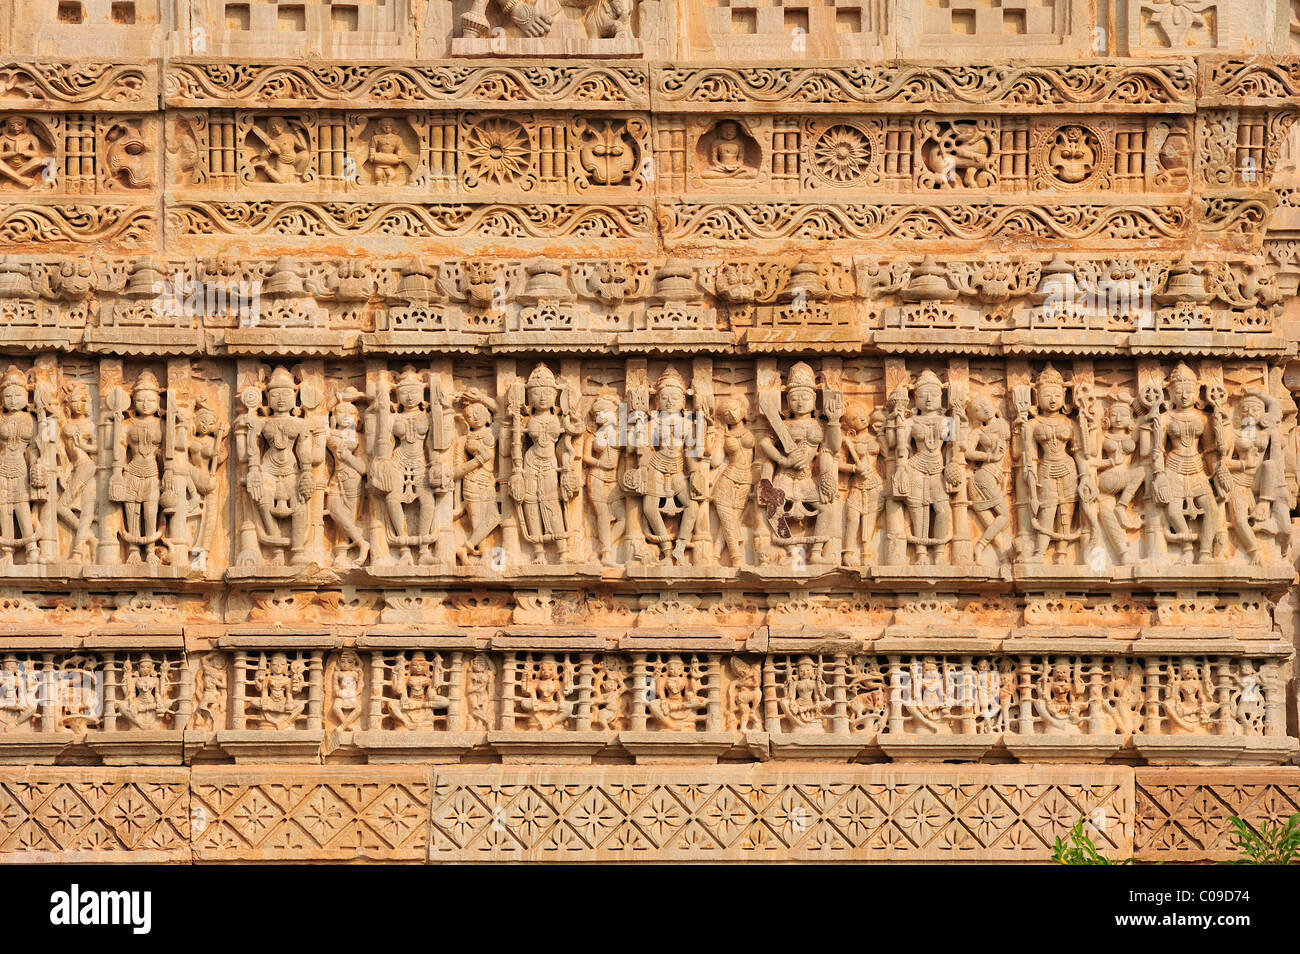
{"left": 891, "top": 370, "right": 955, "bottom": 565}
{"left": 0, "top": 367, "right": 41, "bottom": 565}
{"left": 250, "top": 652, "right": 305, "bottom": 730}
{"left": 649, "top": 655, "right": 703, "bottom": 730}
{"left": 246, "top": 368, "right": 314, "bottom": 565}
{"left": 510, "top": 364, "right": 579, "bottom": 562}
{"left": 1023, "top": 365, "right": 1086, "bottom": 564}
{"left": 1152, "top": 363, "right": 1222, "bottom": 564}
{"left": 642, "top": 368, "right": 700, "bottom": 565}
{"left": 375, "top": 369, "right": 437, "bottom": 565}
{"left": 759, "top": 361, "right": 842, "bottom": 564}
{"left": 390, "top": 651, "right": 449, "bottom": 729}
{"left": 57, "top": 381, "right": 97, "bottom": 561}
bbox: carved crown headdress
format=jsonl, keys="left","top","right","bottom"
{"left": 1169, "top": 363, "right": 1198, "bottom": 388}
{"left": 267, "top": 367, "right": 296, "bottom": 391}
{"left": 654, "top": 367, "right": 687, "bottom": 394}
{"left": 787, "top": 362, "right": 817, "bottom": 391}
{"left": 133, "top": 369, "right": 161, "bottom": 393}
{"left": 0, "top": 367, "right": 26, "bottom": 392}
{"left": 527, "top": 364, "right": 557, "bottom": 390}
{"left": 395, "top": 367, "right": 424, "bottom": 390}
{"left": 1036, "top": 364, "right": 1065, "bottom": 390}
{"left": 915, "top": 369, "right": 944, "bottom": 393}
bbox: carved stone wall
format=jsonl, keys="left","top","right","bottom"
{"left": 1, "top": 0, "right": 1299, "bottom": 862}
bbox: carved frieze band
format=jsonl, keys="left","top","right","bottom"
{"left": 0, "top": 354, "right": 1283, "bottom": 577}
{"left": 0, "top": 255, "right": 1286, "bottom": 357}
{"left": 0, "top": 644, "right": 1288, "bottom": 766}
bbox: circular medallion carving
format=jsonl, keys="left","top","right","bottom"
{"left": 811, "top": 124, "right": 873, "bottom": 185}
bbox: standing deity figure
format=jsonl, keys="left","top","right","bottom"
{"left": 1092, "top": 394, "right": 1146, "bottom": 563}
{"left": 119, "top": 655, "right": 173, "bottom": 729}
{"left": 964, "top": 395, "right": 1010, "bottom": 561}
{"left": 193, "top": 653, "right": 227, "bottom": 731}
{"left": 465, "top": 654, "right": 494, "bottom": 730}
{"left": 839, "top": 403, "right": 882, "bottom": 567}
{"left": 517, "top": 655, "right": 576, "bottom": 730}
{"left": 582, "top": 393, "right": 624, "bottom": 566}
{"left": 0, "top": 367, "right": 43, "bottom": 565}
{"left": 237, "top": 367, "right": 322, "bottom": 566}
{"left": 709, "top": 395, "right": 754, "bottom": 567}
{"left": 757, "top": 362, "right": 843, "bottom": 566}
{"left": 331, "top": 650, "right": 363, "bottom": 732}
{"left": 1220, "top": 388, "right": 1291, "bottom": 564}
{"left": 887, "top": 371, "right": 958, "bottom": 566}
{"left": 781, "top": 656, "right": 832, "bottom": 733}
{"left": 389, "top": 652, "right": 449, "bottom": 729}
{"left": 0, "top": 657, "right": 35, "bottom": 731}
{"left": 1149, "top": 363, "right": 1224, "bottom": 565}
{"left": 1105, "top": 661, "right": 1144, "bottom": 741}
{"left": 507, "top": 364, "right": 582, "bottom": 563}
{"left": 1233, "top": 660, "right": 1265, "bottom": 735}
{"left": 172, "top": 396, "right": 227, "bottom": 562}
{"left": 1016, "top": 366, "right": 1094, "bottom": 565}
{"left": 726, "top": 657, "right": 762, "bottom": 732}
{"left": 106, "top": 370, "right": 171, "bottom": 565}
{"left": 625, "top": 368, "right": 702, "bottom": 565}
{"left": 248, "top": 652, "right": 306, "bottom": 730}
{"left": 324, "top": 389, "right": 369, "bottom": 567}
{"left": 452, "top": 389, "right": 500, "bottom": 564}
{"left": 370, "top": 369, "right": 444, "bottom": 566}
{"left": 56, "top": 381, "right": 97, "bottom": 562}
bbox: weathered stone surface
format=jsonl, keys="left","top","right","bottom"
{"left": 190, "top": 766, "right": 431, "bottom": 863}
{"left": 428, "top": 764, "right": 1135, "bottom": 863}
{"left": 1, "top": 0, "right": 1297, "bottom": 863}
{"left": 1135, "top": 766, "right": 1300, "bottom": 861}
{"left": 0, "top": 768, "right": 190, "bottom": 863}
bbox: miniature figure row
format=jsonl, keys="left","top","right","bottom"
{"left": 0, "top": 649, "right": 1286, "bottom": 760}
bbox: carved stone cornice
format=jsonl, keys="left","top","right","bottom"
{"left": 164, "top": 59, "right": 651, "bottom": 110}
{"left": 654, "top": 60, "right": 1200, "bottom": 112}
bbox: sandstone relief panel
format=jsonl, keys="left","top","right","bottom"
{"left": 0, "top": 0, "right": 1297, "bottom": 864}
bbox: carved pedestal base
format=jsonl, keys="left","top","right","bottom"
{"left": 1003, "top": 735, "right": 1124, "bottom": 763}
{"left": 769, "top": 732, "right": 866, "bottom": 760}
{"left": 1136, "top": 737, "right": 1299, "bottom": 766}
{"left": 618, "top": 731, "right": 736, "bottom": 763}
{"left": 353, "top": 730, "right": 487, "bottom": 763}
{"left": 214, "top": 729, "right": 326, "bottom": 763}
{"left": 487, "top": 730, "right": 611, "bottom": 763}
{"left": 880, "top": 735, "right": 996, "bottom": 762}
{"left": 89, "top": 730, "right": 184, "bottom": 765}
{"left": 0, "top": 734, "right": 77, "bottom": 765}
